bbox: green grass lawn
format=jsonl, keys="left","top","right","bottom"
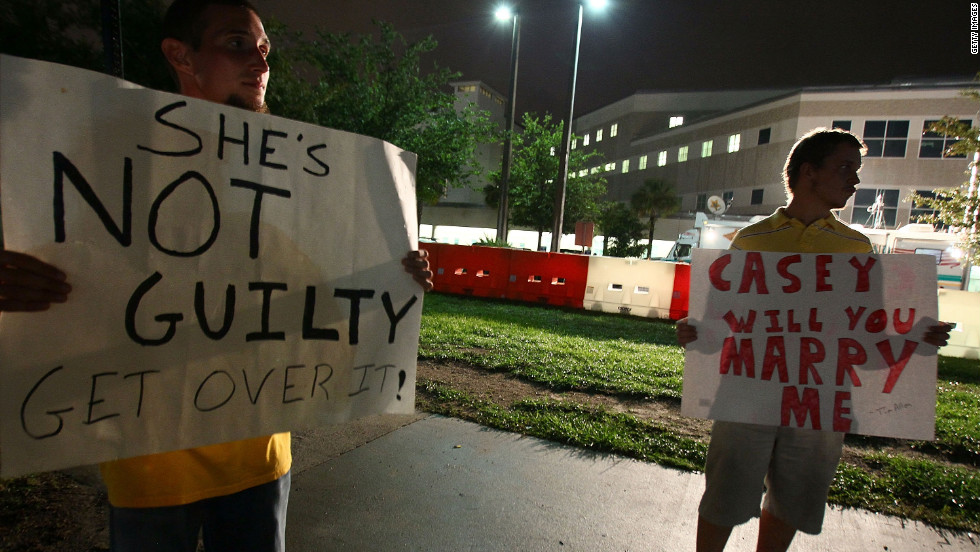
{"left": 417, "top": 292, "right": 980, "bottom": 532}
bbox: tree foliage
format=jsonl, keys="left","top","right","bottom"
{"left": 2, "top": 6, "right": 495, "bottom": 210}
{"left": 0, "top": 0, "right": 172, "bottom": 91}
{"left": 596, "top": 201, "right": 646, "bottom": 258}
{"left": 630, "top": 179, "right": 680, "bottom": 259}
{"left": 907, "top": 84, "right": 980, "bottom": 265}
{"left": 485, "top": 113, "right": 607, "bottom": 248}
{"left": 266, "top": 21, "right": 498, "bottom": 208}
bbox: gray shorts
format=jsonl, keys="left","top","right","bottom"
{"left": 698, "top": 421, "right": 844, "bottom": 534}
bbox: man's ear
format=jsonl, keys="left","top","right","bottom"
{"left": 161, "top": 38, "right": 194, "bottom": 77}
{"left": 798, "top": 161, "right": 818, "bottom": 182}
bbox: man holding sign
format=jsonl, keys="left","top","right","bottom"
{"left": 676, "top": 128, "right": 951, "bottom": 552}
{"left": 0, "top": 1, "right": 432, "bottom": 551}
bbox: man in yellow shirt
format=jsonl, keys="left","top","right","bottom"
{"left": 677, "top": 128, "right": 951, "bottom": 552}
{"left": 0, "top": 1, "right": 433, "bottom": 550}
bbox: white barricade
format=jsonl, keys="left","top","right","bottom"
{"left": 938, "top": 288, "right": 980, "bottom": 359}
{"left": 584, "top": 257, "right": 679, "bottom": 319}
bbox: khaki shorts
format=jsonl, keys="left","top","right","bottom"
{"left": 698, "top": 421, "right": 844, "bottom": 535}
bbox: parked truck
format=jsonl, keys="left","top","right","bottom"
{"left": 855, "top": 223, "right": 973, "bottom": 290}
{"left": 662, "top": 212, "right": 765, "bottom": 262}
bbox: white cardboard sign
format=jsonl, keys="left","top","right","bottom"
{"left": 0, "top": 55, "right": 423, "bottom": 477}
{"left": 682, "top": 248, "right": 939, "bottom": 440}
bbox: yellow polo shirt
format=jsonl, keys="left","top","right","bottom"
{"left": 100, "top": 432, "right": 291, "bottom": 508}
{"left": 730, "top": 208, "right": 872, "bottom": 254}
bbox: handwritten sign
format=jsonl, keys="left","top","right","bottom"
{"left": 681, "top": 249, "right": 939, "bottom": 440}
{"left": 0, "top": 55, "right": 423, "bottom": 477}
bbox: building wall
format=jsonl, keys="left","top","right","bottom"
{"left": 574, "top": 84, "right": 978, "bottom": 236}
{"left": 442, "top": 81, "right": 507, "bottom": 206}
{"left": 792, "top": 89, "right": 976, "bottom": 227}
{"left": 422, "top": 81, "right": 507, "bottom": 233}
{"left": 424, "top": 80, "right": 978, "bottom": 245}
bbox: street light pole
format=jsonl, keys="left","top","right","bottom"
{"left": 550, "top": 3, "right": 584, "bottom": 253}
{"left": 496, "top": 10, "right": 521, "bottom": 243}
{"left": 100, "top": 0, "right": 124, "bottom": 78}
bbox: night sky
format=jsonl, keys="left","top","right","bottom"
{"left": 251, "top": 0, "right": 980, "bottom": 118}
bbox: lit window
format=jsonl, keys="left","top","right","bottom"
{"left": 727, "top": 134, "right": 741, "bottom": 153}
{"left": 669, "top": 116, "right": 684, "bottom": 128}
{"left": 572, "top": 138, "right": 577, "bottom": 149}
{"left": 657, "top": 151, "right": 667, "bottom": 167}
{"left": 678, "top": 146, "right": 689, "bottom": 162}
{"left": 578, "top": 169, "right": 588, "bottom": 177}
{"left": 622, "top": 159, "right": 630, "bottom": 173}
{"left": 920, "top": 119, "right": 970, "bottom": 158}
{"left": 583, "top": 134, "right": 591, "bottom": 146}
{"left": 591, "top": 166, "right": 601, "bottom": 174}
{"left": 863, "top": 120, "right": 909, "bottom": 158}
{"left": 910, "top": 190, "right": 947, "bottom": 229}
{"left": 610, "top": 123, "right": 618, "bottom": 137}
{"left": 702, "top": 140, "right": 713, "bottom": 158}
{"left": 850, "top": 188, "right": 900, "bottom": 228}
{"left": 596, "top": 129, "right": 603, "bottom": 142}
{"left": 639, "top": 155, "right": 648, "bottom": 170}
{"left": 605, "top": 162, "right": 616, "bottom": 172}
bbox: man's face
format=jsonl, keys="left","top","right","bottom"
{"left": 805, "top": 143, "right": 863, "bottom": 211}
{"left": 182, "top": 5, "right": 270, "bottom": 111}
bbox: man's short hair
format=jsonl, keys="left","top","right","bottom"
{"left": 783, "top": 128, "right": 866, "bottom": 192}
{"left": 163, "top": 0, "right": 260, "bottom": 50}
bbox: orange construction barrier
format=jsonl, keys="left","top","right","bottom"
{"left": 505, "top": 250, "right": 589, "bottom": 308}
{"left": 668, "top": 262, "right": 691, "bottom": 320}
{"left": 422, "top": 243, "right": 510, "bottom": 298}
{"left": 421, "top": 243, "right": 686, "bottom": 320}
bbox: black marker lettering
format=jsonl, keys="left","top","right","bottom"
{"left": 53, "top": 152, "right": 132, "bottom": 246}
{"left": 136, "top": 101, "right": 203, "bottom": 157}
{"left": 218, "top": 113, "right": 249, "bottom": 164}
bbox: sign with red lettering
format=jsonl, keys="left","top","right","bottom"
{"left": 681, "top": 249, "right": 939, "bottom": 440}
{"left": 0, "top": 56, "right": 423, "bottom": 476}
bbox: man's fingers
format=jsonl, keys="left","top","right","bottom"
{"left": 0, "top": 250, "right": 71, "bottom": 312}
{"left": 922, "top": 323, "right": 954, "bottom": 348}
{"left": 0, "top": 282, "right": 69, "bottom": 304}
{"left": 402, "top": 250, "right": 434, "bottom": 291}
{"left": 412, "top": 271, "right": 435, "bottom": 292}
{"left": 0, "top": 265, "right": 72, "bottom": 294}
{"left": 0, "top": 250, "right": 67, "bottom": 282}
{"left": 0, "top": 298, "right": 56, "bottom": 312}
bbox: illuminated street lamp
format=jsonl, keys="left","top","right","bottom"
{"left": 495, "top": 5, "right": 521, "bottom": 243}
{"left": 550, "top": 0, "right": 608, "bottom": 253}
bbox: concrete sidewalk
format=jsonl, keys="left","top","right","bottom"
{"left": 287, "top": 414, "right": 978, "bottom": 552}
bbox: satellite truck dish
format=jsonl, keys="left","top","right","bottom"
{"left": 706, "top": 195, "right": 726, "bottom": 215}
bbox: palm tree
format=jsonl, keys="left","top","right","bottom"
{"left": 630, "top": 179, "right": 680, "bottom": 260}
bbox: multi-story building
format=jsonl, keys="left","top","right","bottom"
{"left": 419, "top": 80, "right": 509, "bottom": 235}
{"left": 426, "top": 79, "right": 977, "bottom": 247}
{"left": 574, "top": 80, "right": 978, "bottom": 241}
